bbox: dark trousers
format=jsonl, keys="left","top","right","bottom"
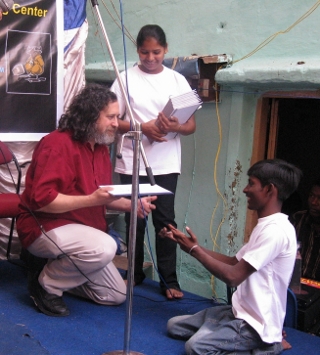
{"left": 120, "top": 173, "right": 180, "bottom": 292}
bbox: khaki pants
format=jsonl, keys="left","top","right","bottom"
{"left": 28, "top": 224, "right": 126, "bottom": 305}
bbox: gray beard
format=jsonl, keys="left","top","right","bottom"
{"left": 88, "top": 126, "right": 115, "bottom": 146}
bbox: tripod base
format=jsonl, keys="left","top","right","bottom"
{"left": 102, "top": 351, "right": 145, "bottom": 355}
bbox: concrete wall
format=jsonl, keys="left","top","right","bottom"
{"left": 85, "top": 0, "right": 320, "bottom": 299}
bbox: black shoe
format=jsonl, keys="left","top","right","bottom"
{"left": 28, "top": 274, "right": 70, "bottom": 317}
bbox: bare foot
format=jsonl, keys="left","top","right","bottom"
{"left": 281, "top": 338, "right": 292, "bottom": 350}
{"left": 166, "top": 288, "right": 184, "bottom": 300}
{"left": 282, "top": 330, "right": 292, "bottom": 350}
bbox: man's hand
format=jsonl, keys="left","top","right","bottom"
{"left": 93, "top": 186, "right": 119, "bottom": 205}
{"left": 0, "top": 10, "right": 3, "bottom": 20}
{"left": 99, "top": 186, "right": 157, "bottom": 218}
{"left": 137, "top": 196, "right": 157, "bottom": 218}
{"left": 159, "top": 224, "right": 199, "bottom": 254}
{"left": 37, "top": 187, "right": 118, "bottom": 214}
{"left": 99, "top": 188, "right": 157, "bottom": 218}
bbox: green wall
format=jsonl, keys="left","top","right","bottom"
{"left": 85, "top": 0, "right": 320, "bottom": 299}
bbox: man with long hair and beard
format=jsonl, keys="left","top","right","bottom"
{"left": 17, "top": 84, "right": 157, "bottom": 317}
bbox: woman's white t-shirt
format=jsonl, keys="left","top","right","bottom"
{"left": 111, "top": 65, "right": 192, "bottom": 176}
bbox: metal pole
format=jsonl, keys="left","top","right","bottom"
{"left": 89, "top": 1, "right": 151, "bottom": 354}
{"left": 103, "top": 128, "right": 144, "bottom": 355}
{"left": 123, "top": 128, "right": 143, "bottom": 355}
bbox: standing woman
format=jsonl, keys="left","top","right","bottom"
{"left": 111, "top": 24, "right": 196, "bottom": 299}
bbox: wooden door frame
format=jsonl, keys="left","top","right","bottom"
{"left": 244, "top": 90, "right": 320, "bottom": 241}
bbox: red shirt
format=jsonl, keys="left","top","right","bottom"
{"left": 17, "top": 130, "right": 113, "bottom": 248}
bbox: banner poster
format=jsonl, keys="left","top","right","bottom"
{"left": 0, "top": 0, "right": 63, "bottom": 141}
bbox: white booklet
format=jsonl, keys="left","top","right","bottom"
{"left": 157, "top": 89, "right": 202, "bottom": 139}
{"left": 100, "top": 184, "right": 173, "bottom": 196}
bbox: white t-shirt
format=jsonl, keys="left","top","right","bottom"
{"left": 111, "top": 65, "right": 192, "bottom": 175}
{"left": 232, "top": 213, "right": 297, "bottom": 343}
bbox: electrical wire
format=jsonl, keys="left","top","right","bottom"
{"left": 28, "top": 216, "right": 127, "bottom": 296}
{"left": 135, "top": 292, "right": 222, "bottom": 304}
{"left": 207, "top": 78, "right": 229, "bottom": 297}
{"left": 118, "top": 0, "right": 132, "bottom": 128}
{"left": 7, "top": 0, "right": 305, "bottom": 305}
{"left": 105, "top": 1, "right": 198, "bottom": 299}
{"left": 191, "top": 1, "right": 320, "bottom": 288}
{"left": 0, "top": 156, "right": 17, "bottom": 193}
{"left": 89, "top": 0, "right": 164, "bottom": 294}
{"left": 1, "top": 144, "right": 212, "bottom": 306}
{"left": 0, "top": 151, "right": 217, "bottom": 309}
{"left": 88, "top": 0, "right": 224, "bottom": 300}
{"left": 234, "top": 0, "right": 320, "bottom": 64}
{"left": 100, "top": 0, "right": 136, "bottom": 45}
{"left": 137, "top": 193, "right": 184, "bottom": 299}
{"left": 177, "top": 133, "right": 197, "bottom": 280}
{"left": 89, "top": 0, "right": 320, "bottom": 301}
{"left": 87, "top": 3, "right": 115, "bottom": 81}
{"left": 110, "top": 1, "right": 170, "bottom": 295}
{"left": 0, "top": 145, "right": 128, "bottom": 296}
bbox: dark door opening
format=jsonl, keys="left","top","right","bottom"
{"left": 275, "top": 98, "right": 320, "bottom": 214}
{"left": 245, "top": 94, "right": 320, "bottom": 240}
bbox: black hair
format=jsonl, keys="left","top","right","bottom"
{"left": 136, "top": 24, "right": 167, "bottom": 48}
{"left": 58, "top": 84, "right": 117, "bottom": 142}
{"left": 247, "top": 159, "right": 302, "bottom": 201}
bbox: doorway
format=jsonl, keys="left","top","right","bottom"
{"left": 276, "top": 98, "right": 320, "bottom": 212}
{"left": 245, "top": 92, "right": 320, "bottom": 240}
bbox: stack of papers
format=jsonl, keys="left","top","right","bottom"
{"left": 100, "top": 184, "right": 173, "bottom": 196}
{"left": 159, "top": 89, "right": 202, "bottom": 139}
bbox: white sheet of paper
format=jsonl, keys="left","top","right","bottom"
{"left": 99, "top": 184, "right": 173, "bottom": 196}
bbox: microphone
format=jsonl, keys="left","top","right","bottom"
{"left": 0, "top": 0, "right": 14, "bottom": 12}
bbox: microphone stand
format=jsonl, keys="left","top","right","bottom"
{"left": 90, "top": 1, "right": 154, "bottom": 354}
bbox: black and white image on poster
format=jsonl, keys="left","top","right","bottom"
{"left": 6, "top": 30, "right": 51, "bottom": 94}
{"left": 0, "top": 0, "right": 63, "bottom": 141}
